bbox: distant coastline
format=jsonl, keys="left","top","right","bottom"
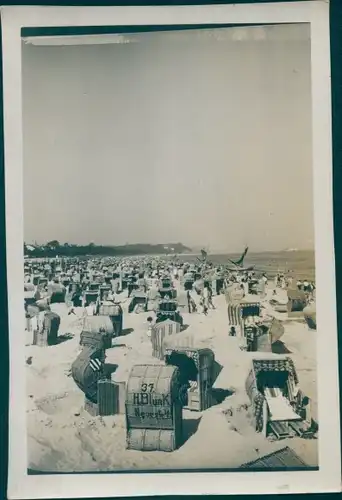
{"left": 23, "top": 241, "right": 192, "bottom": 258}
{"left": 24, "top": 240, "right": 314, "bottom": 259}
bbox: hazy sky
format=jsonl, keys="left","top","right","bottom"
{"left": 22, "top": 24, "right": 313, "bottom": 253}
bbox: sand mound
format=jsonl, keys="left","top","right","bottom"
{"left": 26, "top": 287, "right": 318, "bottom": 472}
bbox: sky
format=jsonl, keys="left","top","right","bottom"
{"left": 22, "top": 24, "right": 313, "bottom": 253}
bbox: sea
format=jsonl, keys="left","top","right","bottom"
{"left": 25, "top": 250, "right": 315, "bottom": 281}
{"left": 178, "top": 250, "right": 315, "bottom": 281}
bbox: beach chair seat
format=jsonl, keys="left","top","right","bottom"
{"left": 264, "top": 387, "right": 301, "bottom": 422}
{"left": 268, "top": 421, "right": 291, "bottom": 439}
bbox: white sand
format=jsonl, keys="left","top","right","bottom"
{"left": 26, "top": 287, "right": 318, "bottom": 472}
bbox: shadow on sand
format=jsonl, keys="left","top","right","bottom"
{"left": 182, "top": 417, "right": 202, "bottom": 444}
{"left": 55, "top": 333, "right": 74, "bottom": 345}
{"left": 103, "top": 363, "right": 119, "bottom": 377}
{"left": 180, "top": 324, "right": 190, "bottom": 332}
{"left": 211, "top": 388, "right": 235, "bottom": 406}
{"left": 209, "top": 361, "right": 234, "bottom": 406}
{"left": 111, "top": 343, "right": 128, "bottom": 349}
{"left": 120, "top": 328, "right": 134, "bottom": 336}
{"left": 272, "top": 340, "right": 292, "bottom": 354}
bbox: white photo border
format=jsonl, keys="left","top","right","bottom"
{"left": 2, "top": 1, "right": 340, "bottom": 498}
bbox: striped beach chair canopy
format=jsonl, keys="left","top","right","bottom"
{"left": 227, "top": 301, "right": 261, "bottom": 326}
{"left": 227, "top": 303, "right": 243, "bottom": 326}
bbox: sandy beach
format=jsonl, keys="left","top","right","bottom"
{"left": 26, "top": 281, "right": 318, "bottom": 473}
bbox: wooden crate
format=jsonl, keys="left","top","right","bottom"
{"left": 125, "top": 364, "right": 183, "bottom": 451}
{"left": 97, "top": 379, "right": 118, "bottom": 416}
{"left": 113, "top": 381, "right": 126, "bottom": 414}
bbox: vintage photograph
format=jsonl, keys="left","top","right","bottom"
{"left": 21, "top": 22, "right": 320, "bottom": 473}
{"left": 2, "top": 1, "right": 341, "bottom": 497}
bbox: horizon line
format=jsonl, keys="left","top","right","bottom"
{"left": 24, "top": 240, "right": 315, "bottom": 254}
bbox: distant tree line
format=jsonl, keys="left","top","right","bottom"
{"left": 23, "top": 241, "right": 192, "bottom": 258}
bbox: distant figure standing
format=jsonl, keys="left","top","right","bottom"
{"left": 229, "top": 326, "right": 236, "bottom": 337}
{"left": 186, "top": 290, "right": 192, "bottom": 313}
{"left": 187, "top": 290, "right": 197, "bottom": 313}
{"left": 127, "top": 275, "right": 136, "bottom": 297}
{"left": 303, "top": 279, "right": 309, "bottom": 293}
{"left": 204, "top": 285, "right": 215, "bottom": 310}
{"left": 31, "top": 313, "right": 38, "bottom": 334}
{"left": 209, "top": 285, "right": 215, "bottom": 308}
{"left": 146, "top": 316, "right": 155, "bottom": 338}
{"left": 85, "top": 301, "right": 96, "bottom": 316}
{"left": 24, "top": 303, "right": 30, "bottom": 331}
{"left": 137, "top": 276, "right": 147, "bottom": 293}
{"left": 199, "top": 293, "right": 208, "bottom": 315}
{"left": 38, "top": 310, "right": 45, "bottom": 333}
{"left": 111, "top": 278, "right": 119, "bottom": 294}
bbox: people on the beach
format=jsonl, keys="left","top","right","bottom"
{"left": 146, "top": 316, "right": 155, "bottom": 338}
{"left": 186, "top": 290, "right": 192, "bottom": 313}
{"left": 85, "top": 301, "right": 97, "bottom": 316}
{"left": 204, "top": 284, "right": 215, "bottom": 310}
{"left": 229, "top": 326, "right": 236, "bottom": 337}
{"left": 199, "top": 293, "right": 208, "bottom": 315}
{"left": 186, "top": 289, "right": 197, "bottom": 313}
